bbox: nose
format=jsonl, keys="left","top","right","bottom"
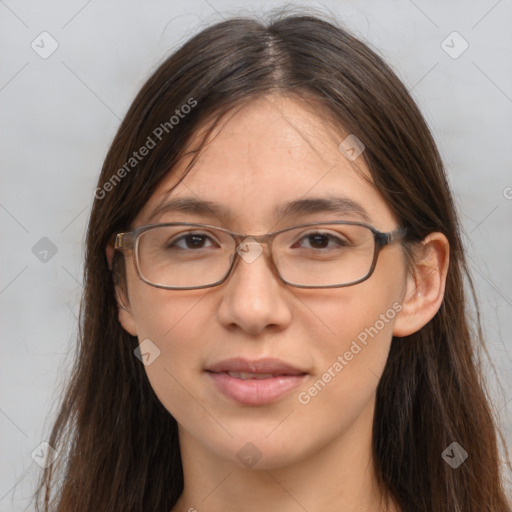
{"left": 215, "top": 240, "right": 293, "bottom": 335}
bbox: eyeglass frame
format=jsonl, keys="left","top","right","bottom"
{"left": 114, "top": 221, "right": 408, "bottom": 290}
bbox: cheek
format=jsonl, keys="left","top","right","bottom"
{"left": 125, "top": 253, "right": 210, "bottom": 344}
{"left": 292, "top": 303, "right": 397, "bottom": 445}
{"left": 310, "top": 293, "right": 398, "bottom": 383}
{"left": 128, "top": 282, "right": 213, "bottom": 422}
{"left": 306, "top": 274, "right": 401, "bottom": 363}
{"left": 296, "top": 260, "right": 404, "bottom": 413}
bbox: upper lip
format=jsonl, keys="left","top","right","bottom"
{"left": 206, "top": 357, "right": 307, "bottom": 376}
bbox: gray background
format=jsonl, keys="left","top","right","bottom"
{"left": 1, "top": 0, "right": 511, "bottom": 509}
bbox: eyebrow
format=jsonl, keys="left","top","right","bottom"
{"left": 148, "top": 196, "right": 371, "bottom": 224}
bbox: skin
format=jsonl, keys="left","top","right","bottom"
{"left": 112, "top": 94, "right": 449, "bottom": 512}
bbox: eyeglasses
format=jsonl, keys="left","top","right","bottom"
{"left": 114, "top": 221, "right": 408, "bottom": 290}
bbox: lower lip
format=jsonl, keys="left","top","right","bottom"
{"left": 207, "top": 371, "right": 307, "bottom": 405}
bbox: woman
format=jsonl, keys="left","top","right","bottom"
{"left": 34, "top": 12, "right": 511, "bottom": 512}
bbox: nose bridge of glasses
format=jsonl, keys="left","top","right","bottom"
{"left": 229, "top": 229, "right": 273, "bottom": 244}
{"left": 226, "top": 231, "right": 282, "bottom": 284}
{"left": 224, "top": 228, "right": 274, "bottom": 256}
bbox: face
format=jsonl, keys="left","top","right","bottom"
{"left": 117, "top": 94, "right": 410, "bottom": 470}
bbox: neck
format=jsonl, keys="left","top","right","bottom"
{"left": 171, "top": 397, "right": 399, "bottom": 512}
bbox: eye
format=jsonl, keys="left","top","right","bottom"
{"left": 168, "top": 232, "right": 219, "bottom": 250}
{"left": 293, "top": 231, "right": 350, "bottom": 250}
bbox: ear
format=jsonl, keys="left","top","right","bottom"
{"left": 107, "top": 243, "right": 138, "bottom": 337}
{"left": 393, "top": 232, "right": 449, "bottom": 337}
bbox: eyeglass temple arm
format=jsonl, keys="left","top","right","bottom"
{"left": 385, "top": 228, "right": 408, "bottom": 244}
{"left": 114, "top": 232, "right": 137, "bottom": 251}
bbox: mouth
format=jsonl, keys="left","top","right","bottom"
{"left": 205, "top": 358, "right": 308, "bottom": 405}
{"left": 221, "top": 371, "right": 297, "bottom": 380}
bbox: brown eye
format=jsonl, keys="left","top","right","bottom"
{"left": 167, "top": 232, "right": 219, "bottom": 250}
{"left": 292, "top": 231, "right": 349, "bottom": 250}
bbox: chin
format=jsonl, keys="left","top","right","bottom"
{"left": 217, "top": 434, "right": 309, "bottom": 471}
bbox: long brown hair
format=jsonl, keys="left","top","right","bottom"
{"left": 33, "top": 12, "right": 511, "bottom": 511}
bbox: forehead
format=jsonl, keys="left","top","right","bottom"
{"left": 136, "top": 95, "right": 397, "bottom": 231}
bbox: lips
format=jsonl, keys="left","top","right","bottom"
{"left": 205, "top": 357, "right": 308, "bottom": 405}
{"left": 225, "top": 371, "right": 278, "bottom": 380}
{"left": 206, "top": 357, "right": 306, "bottom": 376}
